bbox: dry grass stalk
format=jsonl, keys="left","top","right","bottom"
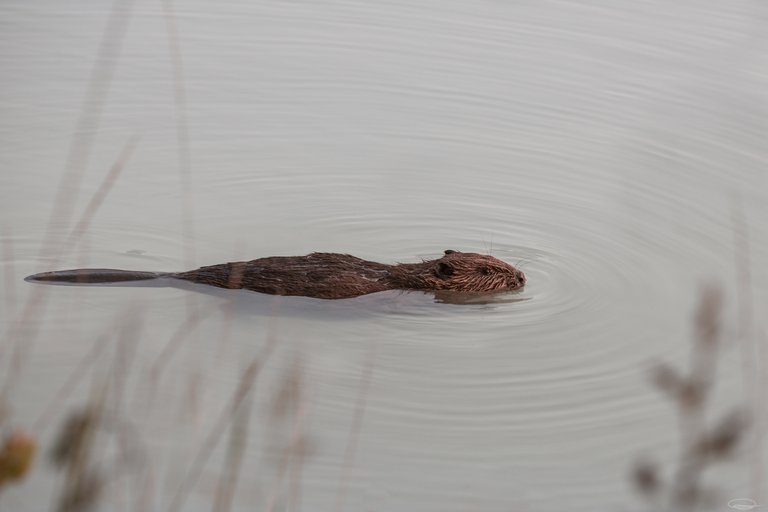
{"left": 1, "top": 227, "right": 17, "bottom": 320}
{"left": 731, "top": 199, "right": 765, "bottom": 500}
{"left": 40, "top": 0, "right": 136, "bottom": 250}
{"left": 168, "top": 333, "right": 278, "bottom": 512}
{"left": 212, "top": 378, "right": 253, "bottom": 512}
{"left": 264, "top": 356, "right": 311, "bottom": 512}
{"left": 67, "top": 137, "right": 140, "bottom": 249}
{"left": 334, "top": 343, "right": 377, "bottom": 512}
{"left": 49, "top": 388, "right": 146, "bottom": 511}
{"left": 159, "top": 0, "right": 196, "bottom": 270}
{"left": 33, "top": 335, "right": 111, "bottom": 433}
{"left": 632, "top": 286, "right": 751, "bottom": 511}
{"left": 50, "top": 403, "right": 105, "bottom": 512}
{"left": 1, "top": 135, "right": 138, "bottom": 406}
{"left": 148, "top": 307, "right": 217, "bottom": 396}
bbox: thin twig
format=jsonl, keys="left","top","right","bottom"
{"left": 168, "top": 335, "right": 278, "bottom": 512}
{"left": 41, "top": 0, "right": 136, "bottom": 256}
{"left": 160, "top": 0, "right": 195, "bottom": 270}
{"left": 333, "top": 343, "right": 377, "bottom": 512}
{"left": 33, "top": 335, "right": 111, "bottom": 432}
{"left": 1, "top": 226, "right": 17, "bottom": 320}
{"left": 212, "top": 378, "right": 253, "bottom": 512}
{"left": 1, "top": 136, "right": 139, "bottom": 403}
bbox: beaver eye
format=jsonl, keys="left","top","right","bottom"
{"left": 479, "top": 267, "right": 491, "bottom": 276}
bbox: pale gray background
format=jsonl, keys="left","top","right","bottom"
{"left": 2, "top": 0, "right": 767, "bottom": 510}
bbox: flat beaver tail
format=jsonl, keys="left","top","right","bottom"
{"left": 25, "top": 269, "right": 165, "bottom": 285}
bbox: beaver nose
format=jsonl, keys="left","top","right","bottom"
{"left": 516, "top": 270, "right": 526, "bottom": 285}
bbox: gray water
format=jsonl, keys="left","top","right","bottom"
{"left": 2, "top": 1, "right": 768, "bottom": 511}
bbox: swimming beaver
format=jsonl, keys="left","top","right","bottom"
{"left": 25, "top": 250, "right": 526, "bottom": 300}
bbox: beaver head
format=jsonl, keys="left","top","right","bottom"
{"left": 391, "top": 249, "right": 526, "bottom": 293}
{"left": 434, "top": 249, "right": 526, "bottom": 292}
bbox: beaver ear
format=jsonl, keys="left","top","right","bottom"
{"left": 444, "top": 249, "right": 457, "bottom": 255}
{"left": 436, "top": 262, "right": 454, "bottom": 278}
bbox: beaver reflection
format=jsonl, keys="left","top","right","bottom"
{"left": 27, "top": 250, "right": 526, "bottom": 300}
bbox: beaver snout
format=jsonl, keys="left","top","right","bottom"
{"left": 515, "top": 270, "right": 526, "bottom": 286}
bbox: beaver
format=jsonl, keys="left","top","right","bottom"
{"left": 25, "top": 250, "right": 526, "bottom": 300}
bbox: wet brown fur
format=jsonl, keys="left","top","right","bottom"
{"left": 27, "top": 250, "right": 526, "bottom": 300}
{"left": 174, "top": 250, "right": 525, "bottom": 299}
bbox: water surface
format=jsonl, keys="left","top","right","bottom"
{"left": 2, "top": 1, "right": 767, "bottom": 510}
